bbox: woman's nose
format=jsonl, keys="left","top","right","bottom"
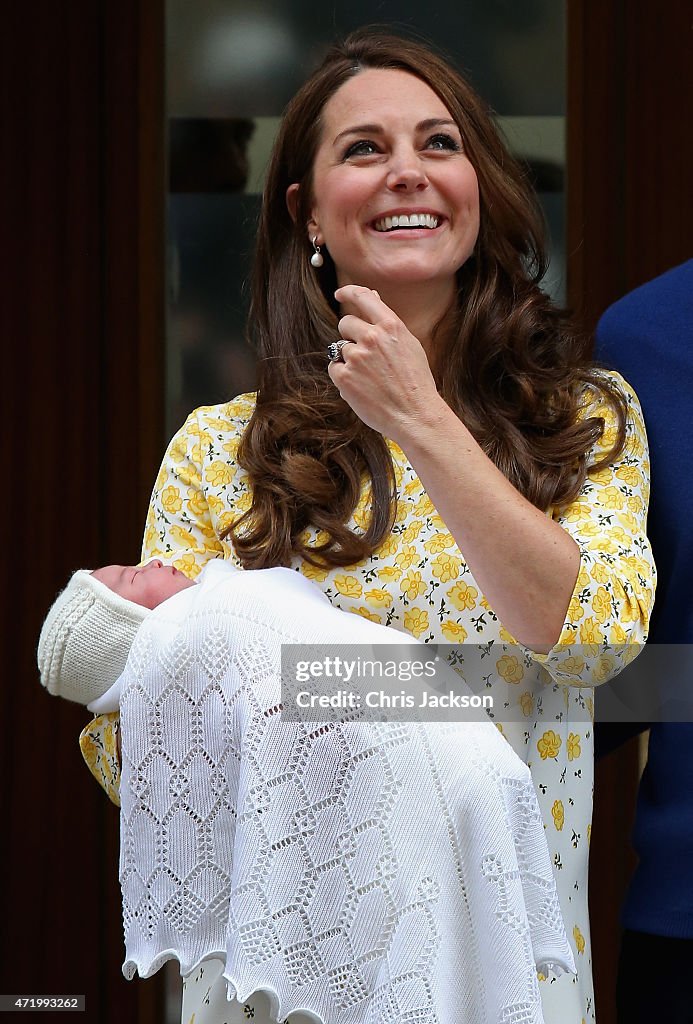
{"left": 386, "top": 151, "right": 428, "bottom": 192}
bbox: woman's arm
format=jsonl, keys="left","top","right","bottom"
{"left": 330, "top": 286, "right": 654, "bottom": 659}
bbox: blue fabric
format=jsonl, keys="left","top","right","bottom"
{"left": 595, "top": 259, "right": 693, "bottom": 937}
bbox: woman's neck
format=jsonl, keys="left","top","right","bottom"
{"left": 372, "top": 279, "right": 456, "bottom": 364}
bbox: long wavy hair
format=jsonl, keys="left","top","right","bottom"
{"left": 225, "top": 28, "right": 627, "bottom": 569}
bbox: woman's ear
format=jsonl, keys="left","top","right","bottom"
{"left": 286, "top": 183, "right": 321, "bottom": 242}
{"left": 286, "top": 183, "right": 300, "bottom": 224}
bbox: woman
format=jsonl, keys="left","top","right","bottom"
{"left": 89, "top": 28, "right": 653, "bottom": 1024}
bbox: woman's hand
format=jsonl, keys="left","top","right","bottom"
{"left": 329, "top": 285, "right": 441, "bottom": 441}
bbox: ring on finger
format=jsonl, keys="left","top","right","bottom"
{"left": 327, "top": 339, "right": 356, "bottom": 363}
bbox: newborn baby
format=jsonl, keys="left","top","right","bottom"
{"left": 37, "top": 559, "right": 195, "bottom": 709}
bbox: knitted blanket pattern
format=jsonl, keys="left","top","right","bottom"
{"left": 118, "top": 586, "right": 574, "bottom": 1024}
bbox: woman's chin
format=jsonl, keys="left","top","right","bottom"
{"left": 342, "top": 263, "right": 456, "bottom": 291}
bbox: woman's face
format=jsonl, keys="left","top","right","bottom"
{"left": 303, "top": 68, "right": 480, "bottom": 294}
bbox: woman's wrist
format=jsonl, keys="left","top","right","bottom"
{"left": 389, "top": 393, "right": 462, "bottom": 456}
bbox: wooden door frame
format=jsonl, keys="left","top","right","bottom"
{"left": 3, "top": 3, "right": 166, "bottom": 1021}
{"left": 567, "top": 2, "right": 692, "bottom": 1021}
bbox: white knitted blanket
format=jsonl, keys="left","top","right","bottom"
{"left": 115, "top": 562, "right": 574, "bottom": 1024}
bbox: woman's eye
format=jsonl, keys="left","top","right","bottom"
{"left": 426, "top": 133, "right": 461, "bottom": 151}
{"left": 343, "top": 140, "right": 379, "bottom": 159}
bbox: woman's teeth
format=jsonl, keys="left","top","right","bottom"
{"left": 373, "top": 213, "right": 440, "bottom": 232}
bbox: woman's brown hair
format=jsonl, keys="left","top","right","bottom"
{"left": 225, "top": 28, "right": 627, "bottom": 569}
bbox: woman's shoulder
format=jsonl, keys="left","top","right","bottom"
{"left": 579, "top": 367, "right": 643, "bottom": 422}
{"left": 576, "top": 369, "right": 647, "bottom": 469}
{"left": 591, "top": 367, "right": 640, "bottom": 402}
{"left": 179, "top": 392, "right": 258, "bottom": 435}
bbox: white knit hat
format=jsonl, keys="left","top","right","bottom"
{"left": 37, "top": 570, "right": 149, "bottom": 707}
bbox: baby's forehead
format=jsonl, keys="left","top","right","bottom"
{"left": 92, "top": 564, "right": 133, "bottom": 589}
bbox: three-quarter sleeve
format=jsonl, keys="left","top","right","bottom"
{"left": 528, "top": 372, "right": 656, "bottom": 684}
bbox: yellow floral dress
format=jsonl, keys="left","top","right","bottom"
{"left": 83, "top": 372, "right": 654, "bottom": 1024}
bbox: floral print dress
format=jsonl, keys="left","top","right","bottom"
{"left": 84, "top": 371, "right": 654, "bottom": 1024}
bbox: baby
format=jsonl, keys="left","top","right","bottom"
{"left": 37, "top": 557, "right": 576, "bottom": 1023}
{"left": 37, "top": 559, "right": 195, "bottom": 709}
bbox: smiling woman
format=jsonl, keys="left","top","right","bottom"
{"left": 77, "top": 25, "right": 653, "bottom": 1024}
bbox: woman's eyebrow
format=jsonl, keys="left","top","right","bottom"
{"left": 333, "top": 118, "right": 459, "bottom": 146}
{"left": 333, "top": 122, "right": 381, "bottom": 145}
{"left": 417, "top": 118, "right": 459, "bottom": 132}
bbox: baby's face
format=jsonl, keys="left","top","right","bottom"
{"left": 91, "top": 560, "right": 194, "bottom": 609}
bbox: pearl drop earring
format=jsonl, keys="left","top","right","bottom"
{"left": 310, "top": 237, "right": 324, "bottom": 268}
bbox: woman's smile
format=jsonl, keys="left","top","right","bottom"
{"left": 372, "top": 210, "right": 441, "bottom": 230}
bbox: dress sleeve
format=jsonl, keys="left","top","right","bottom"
{"left": 526, "top": 372, "right": 656, "bottom": 685}
{"left": 141, "top": 407, "right": 229, "bottom": 576}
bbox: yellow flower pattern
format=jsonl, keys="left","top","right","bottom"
{"left": 440, "top": 620, "right": 468, "bottom": 642}
{"left": 79, "top": 713, "right": 121, "bottom": 807}
{"left": 496, "top": 654, "right": 524, "bottom": 684}
{"left": 403, "top": 607, "right": 430, "bottom": 639}
{"left": 173, "top": 553, "right": 203, "bottom": 578}
{"left": 333, "top": 575, "right": 363, "bottom": 599}
{"left": 579, "top": 617, "right": 605, "bottom": 649}
{"left": 394, "top": 545, "right": 418, "bottom": 570}
{"left": 423, "top": 532, "right": 455, "bottom": 554}
{"left": 376, "top": 565, "right": 403, "bottom": 582}
{"left": 591, "top": 586, "right": 612, "bottom": 623}
{"left": 401, "top": 521, "right": 423, "bottom": 543}
{"left": 400, "top": 570, "right": 427, "bottom": 600}
{"left": 592, "top": 654, "right": 617, "bottom": 684}
{"left": 82, "top": 375, "right": 654, "bottom": 1024}
{"left": 447, "top": 580, "right": 479, "bottom": 612}
{"left": 537, "top": 730, "right": 562, "bottom": 760}
{"left": 207, "top": 460, "right": 234, "bottom": 487}
{"left": 519, "top": 691, "right": 534, "bottom": 717}
{"left": 431, "top": 552, "right": 462, "bottom": 582}
{"left": 161, "top": 484, "right": 183, "bottom": 514}
{"left": 187, "top": 488, "right": 209, "bottom": 518}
